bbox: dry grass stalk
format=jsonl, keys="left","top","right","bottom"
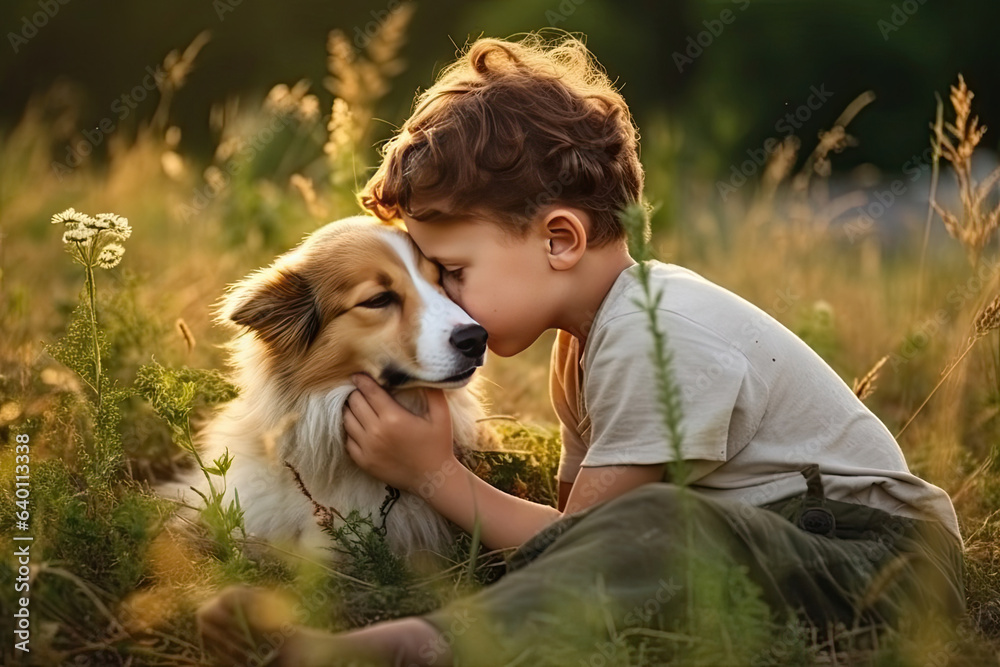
{"left": 744, "top": 96, "right": 872, "bottom": 243}
{"left": 897, "top": 292, "right": 1000, "bottom": 439}
{"left": 748, "top": 91, "right": 875, "bottom": 247}
{"left": 325, "top": 1, "right": 414, "bottom": 147}
{"left": 322, "top": 6, "right": 413, "bottom": 191}
{"left": 152, "top": 31, "right": 211, "bottom": 132}
{"left": 852, "top": 354, "right": 889, "bottom": 401}
{"left": 263, "top": 80, "right": 320, "bottom": 123}
{"left": 175, "top": 318, "right": 195, "bottom": 354}
{"left": 290, "top": 173, "right": 328, "bottom": 219}
{"left": 284, "top": 460, "right": 346, "bottom": 530}
{"left": 931, "top": 75, "right": 1000, "bottom": 266}
{"left": 974, "top": 292, "right": 1000, "bottom": 336}
{"left": 762, "top": 135, "right": 800, "bottom": 191}
{"left": 791, "top": 91, "right": 874, "bottom": 198}
{"left": 203, "top": 80, "right": 319, "bottom": 179}
{"left": 949, "top": 452, "right": 995, "bottom": 507}
{"left": 857, "top": 552, "right": 914, "bottom": 613}
{"left": 325, "top": 97, "right": 357, "bottom": 160}
{"left": 915, "top": 95, "right": 945, "bottom": 316}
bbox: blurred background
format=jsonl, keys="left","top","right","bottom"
{"left": 2, "top": 0, "right": 1000, "bottom": 483}
{"left": 3, "top": 2, "right": 1000, "bottom": 663}
{"left": 2, "top": 0, "right": 998, "bottom": 190}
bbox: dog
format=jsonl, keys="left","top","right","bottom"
{"left": 158, "top": 215, "right": 492, "bottom": 561}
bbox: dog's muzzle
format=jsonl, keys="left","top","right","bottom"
{"left": 449, "top": 324, "right": 487, "bottom": 359}
{"left": 378, "top": 324, "right": 487, "bottom": 389}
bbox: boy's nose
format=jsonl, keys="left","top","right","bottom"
{"left": 450, "top": 324, "right": 488, "bottom": 359}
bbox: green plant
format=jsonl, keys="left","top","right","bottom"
{"left": 619, "top": 200, "right": 778, "bottom": 665}
{"left": 133, "top": 360, "right": 244, "bottom": 561}
{"left": 0, "top": 208, "right": 167, "bottom": 663}
{"left": 44, "top": 208, "right": 133, "bottom": 490}
{"left": 621, "top": 200, "right": 688, "bottom": 485}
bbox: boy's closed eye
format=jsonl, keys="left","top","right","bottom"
{"left": 438, "top": 264, "right": 464, "bottom": 285}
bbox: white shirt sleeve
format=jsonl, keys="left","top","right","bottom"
{"left": 580, "top": 310, "right": 766, "bottom": 474}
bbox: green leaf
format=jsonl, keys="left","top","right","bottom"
{"left": 135, "top": 359, "right": 239, "bottom": 434}
{"left": 213, "top": 448, "right": 234, "bottom": 476}
{"left": 44, "top": 300, "right": 107, "bottom": 396}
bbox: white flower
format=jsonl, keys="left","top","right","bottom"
{"left": 97, "top": 213, "right": 131, "bottom": 240}
{"left": 51, "top": 207, "right": 96, "bottom": 228}
{"left": 87, "top": 216, "right": 113, "bottom": 230}
{"left": 96, "top": 243, "right": 125, "bottom": 269}
{"left": 53, "top": 208, "right": 131, "bottom": 261}
{"left": 62, "top": 226, "right": 96, "bottom": 244}
{"left": 96, "top": 212, "right": 124, "bottom": 226}
{"left": 51, "top": 208, "right": 79, "bottom": 224}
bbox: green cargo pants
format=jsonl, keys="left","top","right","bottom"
{"left": 420, "top": 482, "right": 964, "bottom": 666}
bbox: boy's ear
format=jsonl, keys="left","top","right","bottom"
{"left": 543, "top": 207, "right": 588, "bottom": 271}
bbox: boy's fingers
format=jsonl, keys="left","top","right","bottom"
{"left": 346, "top": 389, "right": 377, "bottom": 427}
{"left": 425, "top": 388, "right": 450, "bottom": 422}
{"left": 345, "top": 436, "right": 366, "bottom": 466}
{"left": 343, "top": 407, "right": 362, "bottom": 437}
{"left": 352, "top": 373, "right": 401, "bottom": 416}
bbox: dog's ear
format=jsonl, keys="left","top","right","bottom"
{"left": 225, "top": 268, "right": 321, "bottom": 354}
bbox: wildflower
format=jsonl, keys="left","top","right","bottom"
{"left": 51, "top": 207, "right": 80, "bottom": 224}
{"left": 51, "top": 207, "right": 97, "bottom": 228}
{"left": 97, "top": 213, "right": 132, "bottom": 240}
{"left": 53, "top": 207, "right": 131, "bottom": 269}
{"left": 62, "top": 226, "right": 96, "bottom": 244}
{"left": 86, "top": 216, "right": 112, "bottom": 230}
{"left": 96, "top": 243, "right": 125, "bottom": 269}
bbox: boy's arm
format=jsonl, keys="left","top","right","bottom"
{"left": 557, "top": 481, "right": 574, "bottom": 511}
{"left": 561, "top": 464, "right": 666, "bottom": 515}
{"left": 344, "top": 375, "right": 664, "bottom": 549}
{"left": 344, "top": 374, "right": 560, "bottom": 548}
{"left": 417, "top": 462, "right": 664, "bottom": 549}
{"left": 418, "top": 463, "right": 561, "bottom": 549}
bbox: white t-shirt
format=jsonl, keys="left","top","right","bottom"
{"left": 550, "top": 261, "right": 961, "bottom": 541}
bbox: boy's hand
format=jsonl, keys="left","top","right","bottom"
{"left": 344, "top": 373, "right": 455, "bottom": 493}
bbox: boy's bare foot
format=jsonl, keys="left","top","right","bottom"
{"left": 196, "top": 584, "right": 304, "bottom": 666}
{"left": 197, "top": 584, "right": 452, "bottom": 666}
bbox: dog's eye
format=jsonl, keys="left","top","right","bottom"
{"left": 357, "top": 291, "right": 399, "bottom": 309}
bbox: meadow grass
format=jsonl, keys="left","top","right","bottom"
{"left": 1, "top": 25, "right": 999, "bottom": 666}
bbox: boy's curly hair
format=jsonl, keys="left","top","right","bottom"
{"left": 359, "top": 32, "right": 643, "bottom": 247}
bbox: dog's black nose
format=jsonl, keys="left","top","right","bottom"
{"left": 450, "top": 324, "right": 488, "bottom": 359}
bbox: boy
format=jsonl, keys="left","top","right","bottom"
{"left": 198, "top": 33, "right": 964, "bottom": 666}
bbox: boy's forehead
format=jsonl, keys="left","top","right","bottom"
{"left": 402, "top": 214, "right": 466, "bottom": 259}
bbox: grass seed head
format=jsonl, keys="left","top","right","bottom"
{"left": 853, "top": 354, "right": 889, "bottom": 401}
{"left": 974, "top": 293, "right": 1000, "bottom": 337}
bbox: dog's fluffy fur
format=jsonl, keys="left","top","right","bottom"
{"left": 158, "top": 216, "right": 492, "bottom": 560}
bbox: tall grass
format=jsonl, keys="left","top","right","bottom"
{"left": 0, "top": 17, "right": 998, "bottom": 666}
